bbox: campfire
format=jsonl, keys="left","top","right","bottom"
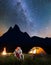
{"left": 1, "top": 47, "right": 12, "bottom": 56}
{"left": 1, "top": 47, "right": 7, "bottom": 55}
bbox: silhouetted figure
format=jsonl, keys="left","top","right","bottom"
{"left": 14, "top": 47, "right": 24, "bottom": 60}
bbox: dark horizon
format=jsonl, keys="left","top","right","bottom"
{"left": 0, "top": 24, "right": 51, "bottom": 39}
{"left": 0, "top": 24, "right": 51, "bottom": 54}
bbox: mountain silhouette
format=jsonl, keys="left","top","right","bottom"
{"left": 0, "top": 24, "right": 51, "bottom": 54}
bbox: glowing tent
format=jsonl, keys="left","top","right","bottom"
{"left": 29, "top": 47, "right": 46, "bottom": 55}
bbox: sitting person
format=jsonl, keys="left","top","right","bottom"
{"left": 14, "top": 47, "right": 24, "bottom": 60}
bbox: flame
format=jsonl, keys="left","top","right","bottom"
{"left": 2, "top": 47, "right": 7, "bottom": 55}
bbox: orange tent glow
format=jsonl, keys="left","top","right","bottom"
{"left": 29, "top": 47, "right": 46, "bottom": 55}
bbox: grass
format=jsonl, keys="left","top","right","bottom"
{"left": 0, "top": 54, "right": 51, "bottom": 65}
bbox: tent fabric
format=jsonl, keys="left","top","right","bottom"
{"left": 29, "top": 47, "right": 46, "bottom": 55}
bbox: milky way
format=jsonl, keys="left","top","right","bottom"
{"left": 0, "top": 0, "right": 51, "bottom": 37}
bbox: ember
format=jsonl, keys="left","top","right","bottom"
{"left": 1, "top": 47, "right": 12, "bottom": 56}
{"left": 1, "top": 47, "right": 7, "bottom": 55}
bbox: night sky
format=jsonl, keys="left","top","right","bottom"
{"left": 0, "top": 0, "right": 51, "bottom": 37}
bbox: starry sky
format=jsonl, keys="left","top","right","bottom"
{"left": 0, "top": 0, "right": 51, "bottom": 37}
